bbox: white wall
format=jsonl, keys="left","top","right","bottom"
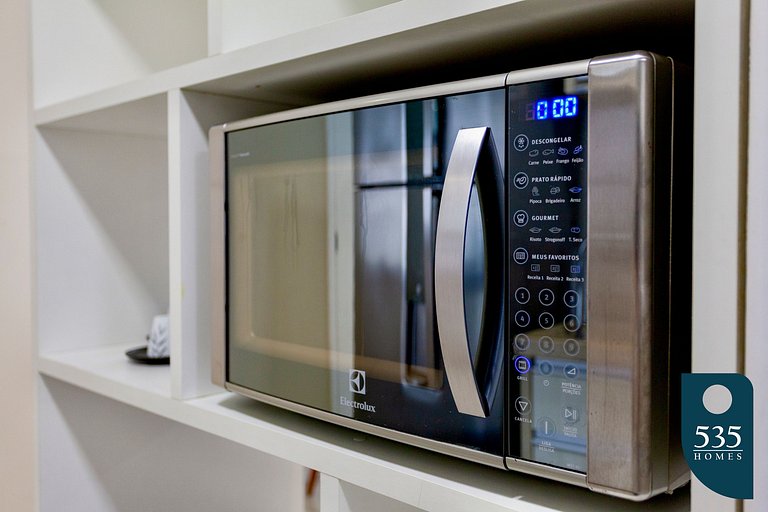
{"left": 31, "top": 0, "right": 207, "bottom": 106}
{"left": 0, "top": 0, "right": 37, "bottom": 511}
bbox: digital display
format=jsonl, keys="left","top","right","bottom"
{"left": 526, "top": 96, "right": 578, "bottom": 121}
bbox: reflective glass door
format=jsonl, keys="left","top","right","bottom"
{"left": 226, "top": 87, "right": 506, "bottom": 454}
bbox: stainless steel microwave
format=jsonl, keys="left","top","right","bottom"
{"left": 209, "top": 51, "right": 692, "bottom": 500}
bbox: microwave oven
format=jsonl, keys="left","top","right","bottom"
{"left": 210, "top": 51, "right": 691, "bottom": 500}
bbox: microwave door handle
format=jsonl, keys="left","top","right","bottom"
{"left": 435, "top": 127, "right": 494, "bottom": 418}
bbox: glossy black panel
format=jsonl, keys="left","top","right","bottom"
{"left": 506, "top": 76, "right": 589, "bottom": 472}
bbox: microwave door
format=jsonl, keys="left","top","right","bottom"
{"left": 225, "top": 90, "right": 507, "bottom": 458}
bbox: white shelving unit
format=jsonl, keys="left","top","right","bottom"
{"left": 31, "top": 0, "right": 753, "bottom": 511}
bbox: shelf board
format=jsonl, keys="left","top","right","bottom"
{"left": 39, "top": 343, "right": 171, "bottom": 401}
{"left": 38, "top": 344, "right": 689, "bottom": 512}
{"left": 33, "top": 0, "right": 693, "bottom": 127}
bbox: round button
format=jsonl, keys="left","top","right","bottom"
{"left": 563, "top": 406, "right": 579, "bottom": 424}
{"left": 514, "top": 310, "right": 530, "bottom": 328}
{"left": 538, "top": 312, "right": 555, "bottom": 330}
{"left": 513, "top": 248, "right": 529, "bottom": 265}
{"left": 514, "top": 287, "right": 531, "bottom": 305}
{"left": 564, "top": 364, "right": 579, "bottom": 379}
{"left": 563, "top": 290, "right": 580, "bottom": 308}
{"left": 513, "top": 172, "right": 529, "bottom": 190}
{"left": 538, "top": 360, "right": 553, "bottom": 376}
{"left": 537, "top": 417, "right": 556, "bottom": 437}
{"left": 513, "top": 134, "right": 529, "bottom": 152}
{"left": 513, "top": 210, "right": 529, "bottom": 228}
{"left": 515, "top": 396, "right": 532, "bottom": 415}
{"left": 514, "top": 333, "right": 531, "bottom": 351}
{"left": 564, "top": 314, "right": 581, "bottom": 332}
{"left": 538, "top": 336, "right": 555, "bottom": 353}
{"left": 538, "top": 288, "right": 555, "bottom": 306}
{"left": 514, "top": 356, "right": 531, "bottom": 374}
{"left": 563, "top": 338, "right": 580, "bottom": 356}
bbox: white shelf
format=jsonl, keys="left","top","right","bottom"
{"left": 39, "top": 343, "right": 171, "bottom": 400}
{"left": 38, "top": 345, "right": 689, "bottom": 512}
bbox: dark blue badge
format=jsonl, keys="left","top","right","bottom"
{"left": 681, "top": 373, "right": 753, "bottom": 499}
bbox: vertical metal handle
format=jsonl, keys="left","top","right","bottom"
{"left": 434, "top": 127, "right": 500, "bottom": 418}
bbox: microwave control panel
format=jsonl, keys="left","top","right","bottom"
{"left": 506, "top": 75, "right": 589, "bottom": 473}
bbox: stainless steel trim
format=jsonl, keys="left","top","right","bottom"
{"left": 227, "top": 382, "right": 507, "bottom": 469}
{"left": 504, "top": 457, "right": 587, "bottom": 488}
{"left": 434, "top": 127, "right": 492, "bottom": 418}
{"left": 505, "top": 59, "right": 589, "bottom": 86}
{"left": 586, "top": 51, "right": 660, "bottom": 496}
{"left": 209, "top": 124, "right": 227, "bottom": 388}
{"left": 221, "top": 74, "right": 507, "bottom": 133}
{"left": 504, "top": 457, "right": 674, "bottom": 502}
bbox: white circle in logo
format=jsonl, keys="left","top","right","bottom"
{"left": 703, "top": 384, "right": 732, "bottom": 415}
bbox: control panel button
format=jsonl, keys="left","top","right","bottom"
{"left": 563, "top": 406, "right": 580, "bottom": 423}
{"left": 513, "top": 134, "right": 529, "bottom": 151}
{"left": 538, "top": 288, "right": 555, "bottom": 306}
{"left": 563, "top": 314, "right": 581, "bottom": 332}
{"left": 513, "top": 210, "right": 529, "bottom": 227}
{"left": 514, "top": 310, "right": 531, "bottom": 328}
{"left": 513, "top": 248, "right": 529, "bottom": 265}
{"left": 563, "top": 290, "right": 580, "bottom": 308}
{"left": 513, "top": 172, "right": 529, "bottom": 189}
{"left": 514, "top": 356, "right": 531, "bottom": 374}
{"left": 538, "top": 336, "right": 555, "bottom": 353}
{"left": 538, "top": 360, "right": 554, "bottom": 375}
{"left": 537, "top": 417, "right": 556, "bottom": 437}
{"left": 514, "top": 333, "right": 531, "bottom": 351}
{"left": 514, "top": 287, "right": 531, "bottom": 304}
{"left": 538, "top": 312, "right": 555, "bottom": 330}
{"left": 563, "top": 338, "right": 580, "bottom": 356}
{"left": 564, "top": 364, "right": 579, "bottom": 379}
{"left": 515, "top": 396, "right": 532, "bottom": 415}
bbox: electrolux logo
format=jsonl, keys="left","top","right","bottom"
{"left": 342, "top": 369, "right": 376, "bottom": 413}
{"left": 339, "top": 396, "right": 376, "bottom": 413}
{"left": 349, "top": 369, "right": 366, "bottom": 395}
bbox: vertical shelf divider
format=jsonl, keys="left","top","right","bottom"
{"left": 691, "top": 0, "right": 749, "bottom": 510}
{"left": 168, "top": 88, "right": 278, "bottom": 399}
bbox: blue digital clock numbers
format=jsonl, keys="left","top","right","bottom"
{"left": 528, "top": 96, "right": 578, "bottom": 120}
